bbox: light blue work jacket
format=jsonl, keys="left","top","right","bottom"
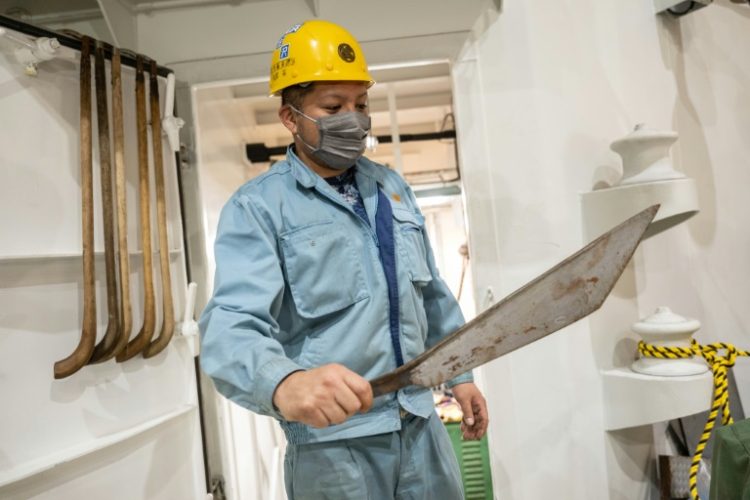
{"left": 199, "top": 147, "right": 472, "bottom": 444}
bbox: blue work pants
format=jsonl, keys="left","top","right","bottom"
{"left": 283, "top": 412, "right": 464, "bottom": 499}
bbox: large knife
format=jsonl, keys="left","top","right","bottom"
{"left": 369, "top": 204, "right": 659, "bottom": 397}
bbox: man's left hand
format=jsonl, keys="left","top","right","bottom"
{"left": 451, "top": 382, "right": 488, "bottom": 440}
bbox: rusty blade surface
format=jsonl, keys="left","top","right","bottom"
{"left": 369, "top": 204, "right": 659, "bottom": 397}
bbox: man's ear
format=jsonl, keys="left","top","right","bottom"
{"left": 279, "top": 105, "right": 297, "bottom": 134}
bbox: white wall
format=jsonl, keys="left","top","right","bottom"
{"left": 0, "top": 31, "right": 205, "bottom": 499}
{"left": 638, "top": 0, "right": 750, "bottom": 405}
{"left": 453, "top": 0, "right": 750, "bottom": 498}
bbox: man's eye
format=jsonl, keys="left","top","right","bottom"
{"left": 356, "top": 103, "right": 368, "bottom": 111}
{"left": 324, "top": 106, "right": 340, "bottom": 112}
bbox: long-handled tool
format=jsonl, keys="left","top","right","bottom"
{"left": 370, "top": 205, "right": 660, "bottom": 396}
{"left": 54, "top": 36, "right": 96, "bottom": 379}
{"left": 144, "top": 60, "right": 175, "bottom": 358}
{"left": 117, "top": 55, "right": 155, "bottom": 362}
{"left": 89, "top": 41, "right": 121, "bottom": 363}
{"left": 109, "top": 47, "right": 132, "bottom": 359}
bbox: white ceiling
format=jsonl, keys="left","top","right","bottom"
{"left": 0, "top": 0, "right": 98, "bottom": 16}
{"left": 1, "top": 0, "right": 498, "bottom": 84}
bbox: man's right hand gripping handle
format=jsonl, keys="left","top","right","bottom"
{"left": 272, "top": 364, "right": 374, "bottom": 428}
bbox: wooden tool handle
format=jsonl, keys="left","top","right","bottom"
{"left": 54, "top": 36, "right": 96, "bottom": 379}
{"left": 89, "top": 40, "right": 121, "bottom": 363}
{"left": 110, "top": 48, "right": 132, "bottom": 358}
{"left": 117, "top": 55, "right": 156, "bottom": 362}
{"left": 369, "top": 369, "right": 414, "bottom": 398}
{"left": 144, "top": 60, "right": 175, "bottom": 358}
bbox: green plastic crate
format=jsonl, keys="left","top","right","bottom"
{"left": 445, "top": 422, "right": 494, "bottom": 500}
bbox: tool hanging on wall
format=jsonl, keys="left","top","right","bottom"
{"left": 20, "top": 19, "right": 187, "bottom": 376}
{"left": 54, "top": 36, "right": 96, "bottom": 379}
{"left": 89, "top": 41, "right": 122, "bottom": 363}
{"left": 110, "top": 47, "right": 133, "bottom": 360}
{"left": 144, "top": 59, "right": 176, "bottom": 358}
{"left": 117, "top": 55, "right": 156, "bottom": 362}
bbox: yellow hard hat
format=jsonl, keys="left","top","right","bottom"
{"left": 269, "top": 20, "right": 375, "bottom": 96}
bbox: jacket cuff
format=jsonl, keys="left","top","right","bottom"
{"left": 256, "top": 357, "right": 305, "bottom": 420}
{"left": 445, "top": 371, "right": 474, "bottom": 389}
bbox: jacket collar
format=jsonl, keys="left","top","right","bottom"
{"left": 355, "top": 156, "right": 386, "bottom": 184}
{"left": 287, "top": 146, "right": 318, "bottom": 188}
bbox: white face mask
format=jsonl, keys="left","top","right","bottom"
{"left": 290, "top": 105, "right": 371, "bottom": 170}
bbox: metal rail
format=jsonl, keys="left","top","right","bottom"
{"left": 0, "top": 14, "right": 173, "bottom": 77}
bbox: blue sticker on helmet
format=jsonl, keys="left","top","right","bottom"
{"left": 279, "top": 44, "right": 290, "bottom": 60}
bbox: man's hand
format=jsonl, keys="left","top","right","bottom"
{"left": 272, "top": 364, "right": 373, "bottom": 428}
{"left": 452, "top": 382, "right": 489, "bottom": 440}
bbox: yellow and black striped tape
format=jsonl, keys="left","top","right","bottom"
{"left": 638, "top": 339, "right": 749, "bottom": 500}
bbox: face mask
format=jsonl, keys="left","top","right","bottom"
{"left": 290, "top": 105, "right": 371, "bottom": 170}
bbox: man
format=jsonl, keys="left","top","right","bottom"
{"left": 199, "top": 19, "right": 488, "bottom": 499}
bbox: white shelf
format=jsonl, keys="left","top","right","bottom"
{"left": 601, "top": 367, "right": 713, "bottom": 431}
{"left": 581, "top": 178, "right": 699, "bottom": 242}
{"left": 0, "top": 249, "right": 183, "bottom": 265}
{"left": 0, "top": 404, "right": 197, "bottom": 488}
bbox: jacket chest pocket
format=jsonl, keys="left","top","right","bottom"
{"left": 280, "top": 221, "right": 369, "bottom": 318}
{"left": 392, "top": 208, "right": 433, "bottom": 286}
